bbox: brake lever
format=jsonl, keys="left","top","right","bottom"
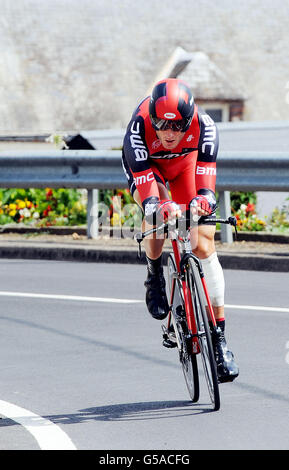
{"left": 134, "top": 232, "right": 143, "bottom": 259}
{"left": 228, "top": 216, "right": 238, "bottom": 241}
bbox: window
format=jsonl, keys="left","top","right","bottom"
{"left": 197, "top": 102, "right": 230, "bottom": 122}
{"left": 204, "top": 108, "right": 223, "bottom": 122}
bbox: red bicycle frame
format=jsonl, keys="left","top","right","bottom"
{"left": 168, "top": 236, "right": 217, "bottom": 354}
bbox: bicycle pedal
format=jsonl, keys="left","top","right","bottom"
{"left": 175, "top": 305, "right": 185, "bottom": 320}
{"left": 162, "top": 326, "right": 177, "bottom": 348}
{"left": 162, "top": 337, "right": 177, "bottom": 349}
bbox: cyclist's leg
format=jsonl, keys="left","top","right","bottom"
{"left": 122, "top": 154, "right": 167, "bottom": 258}
{"left": 133, "top": 181, "right": 169, "bottom": 260}
{"left": 169, "top": 161, "right": 239, "bottom": 381}
{"left": 192, "top": 224, "right": 224, "bottom": 321}
{"left": 193, "top": 224, "right": 239, "bottom": 381}
{"left": 168, "top": 160, "right": 224, "bottom": 319}
{"left": 132, "top": 169, "right": 171, "bottom": 320}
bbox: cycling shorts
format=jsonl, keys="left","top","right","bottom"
{"left": 122, "top": 152, "right": 216, "bottom": 225}
{"left": 122, "top": 152, "right": 201, "bottom": 207}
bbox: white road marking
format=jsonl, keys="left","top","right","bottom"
{"left": 0, "top": 291, "right": 143, "bottom": 304}
{"left": 0, "top": 290, "right": 287, "bottom": 313}
{"left": 225, "top": 304, "right": 289, "bottom": 313}
{"left": 0, "top": 400, "right": 76, "bottom": 450}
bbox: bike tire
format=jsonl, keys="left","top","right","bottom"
{"left": 187, "top": 257, "right": 220, "bottom": 411}
{"left": 167, "top": 254, "right": 199, "bottom": 403}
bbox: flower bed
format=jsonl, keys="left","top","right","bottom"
{"left": 0, "top": 188, "right": 86, "bottom": 227}
{"left": 229, "top": 191, "right": 289, "bottom": 233}
{"left": 0, "top": 188, "right": 288, "bottom": 234}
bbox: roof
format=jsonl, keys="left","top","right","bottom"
{"left": 150, "top": 47, "right": 246, "bottom": 102}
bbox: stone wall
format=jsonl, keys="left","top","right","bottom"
{"left": 0, "top": 0, "right": 289, "bottom": 133}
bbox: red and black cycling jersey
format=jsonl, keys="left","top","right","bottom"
{"left": 122, "top": 95, "right": 219, "bottom": 210}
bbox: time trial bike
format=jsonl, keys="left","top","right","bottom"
{"left": 135, "top": 214, "right": 237, "bottom": 411}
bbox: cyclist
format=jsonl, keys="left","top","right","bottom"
{"left": 122, "top": 78, "right": 239, "bottom": 383}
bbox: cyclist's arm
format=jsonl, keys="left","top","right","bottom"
{"left": 123, "top": 114, "right": 160, "bottom": 209}
{"left": 190, "top": 111, "right": 219, "bottom": 214}
{"left": 195, "top": 110, "right": 219, "bottom": 195}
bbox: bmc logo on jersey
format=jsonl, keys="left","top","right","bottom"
{"left": 130, "top": 121, "right": 148, "bottom": 162}
{"left": 134, "top": 171, "right": 154, "bottom": 185}
{"left": 196, "top": 166, "right": 216, "bottom": 176}
{"left": 201, "top": 114, "right": 217, "bottom": 156}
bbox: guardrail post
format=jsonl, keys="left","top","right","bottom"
{"left": 219, "top": 191, "right": 233, "bottom": 244}
{"left": 87, "top": 189, "right": 99, "bottom": 239}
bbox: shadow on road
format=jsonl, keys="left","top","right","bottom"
{"left": 0, "top": 400, "right": 213, "bottom": 429}
{"left": 46, "top": 400, "right": 213, "bottom": 425}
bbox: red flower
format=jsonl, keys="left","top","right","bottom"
{"left": 42, "top": 206, "right": 52, "bottom": 217}
{"left": 46, "top": 189, "right": 53, "bottom": 200}
{"left": 246, "top": 203, "right": 255, "bottom": 214}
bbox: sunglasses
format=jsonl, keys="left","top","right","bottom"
{"left": 151, "top": 117, "right": 191, "bottom": 132}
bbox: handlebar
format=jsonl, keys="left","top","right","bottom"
{"left": 134, "top": 215, "right": 237, "bottom": 258}
{"left": 134, "top": 215, "right": 238, "bottom": 244}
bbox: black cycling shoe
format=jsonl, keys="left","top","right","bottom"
{"left": 144, "top": 268, "right": 169, "bottom": 320}
{"left": 212, "top": 328, "right": 239, "bottom": 383}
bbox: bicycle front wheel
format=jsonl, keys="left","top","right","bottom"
{"left": 187, "top": 257, "right": 220, "bottom": 411}
{"left": 167, "top": 254, "right": 199, "bottom": 403}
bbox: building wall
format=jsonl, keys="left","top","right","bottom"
{"left": 0, "top": 0, "right": 288, "bottom": 133}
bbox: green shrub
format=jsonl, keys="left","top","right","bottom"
{"left": 0, "top": 188, "right": 86, "bottom": 227}
{"left": 228, "top": 191, "right": 256, "bottom": 212}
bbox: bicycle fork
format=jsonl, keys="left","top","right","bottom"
{"left": 167, "top": 239, "right": 200, "bottom": 354}
{"left": 170, "top": 239, "right": 218, "bottom": 354}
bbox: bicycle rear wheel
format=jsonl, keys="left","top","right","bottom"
{"left": 167, "top": 254, "right": 199, "bottom": 403}
{"left": 187, "top": 257, "right": 220, "bottom": 411}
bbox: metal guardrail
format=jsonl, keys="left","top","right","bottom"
{"left": 1, "top": 150, "right": 289, "bottom": 190}
{"left": 217, "top": 151, "right": 289, "bottom": 191}
{"left": 0, "top": 151, "right": 124, "bottom": 189}
{"left": 0, "top": 150, "right": 288, "bottom": 243}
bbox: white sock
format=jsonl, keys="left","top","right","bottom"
{"left": 201, "top": 252, "right": 225, "bottom": 307}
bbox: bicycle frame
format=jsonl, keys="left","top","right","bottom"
{"left": 135, "top": 213, "right": 236, "bottom": 408}
{"left": 168, "top": 233, "right": 217, "bottom": 355}
{"left": 135, "top": 214, "right": 237, "bottom": 354}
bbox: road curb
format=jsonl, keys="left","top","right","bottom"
{"left": 1, "top": 225, "right": 289, "bottom": 244}
{"left": 0, "top": 242, "right": 288, "bottom": 272}
{"left": 217, "top": 253, "right": 289, "bottom": 272}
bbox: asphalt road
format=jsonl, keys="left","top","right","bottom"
{"left": 0, "top": 259, "right": 288, "bottom": 451}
